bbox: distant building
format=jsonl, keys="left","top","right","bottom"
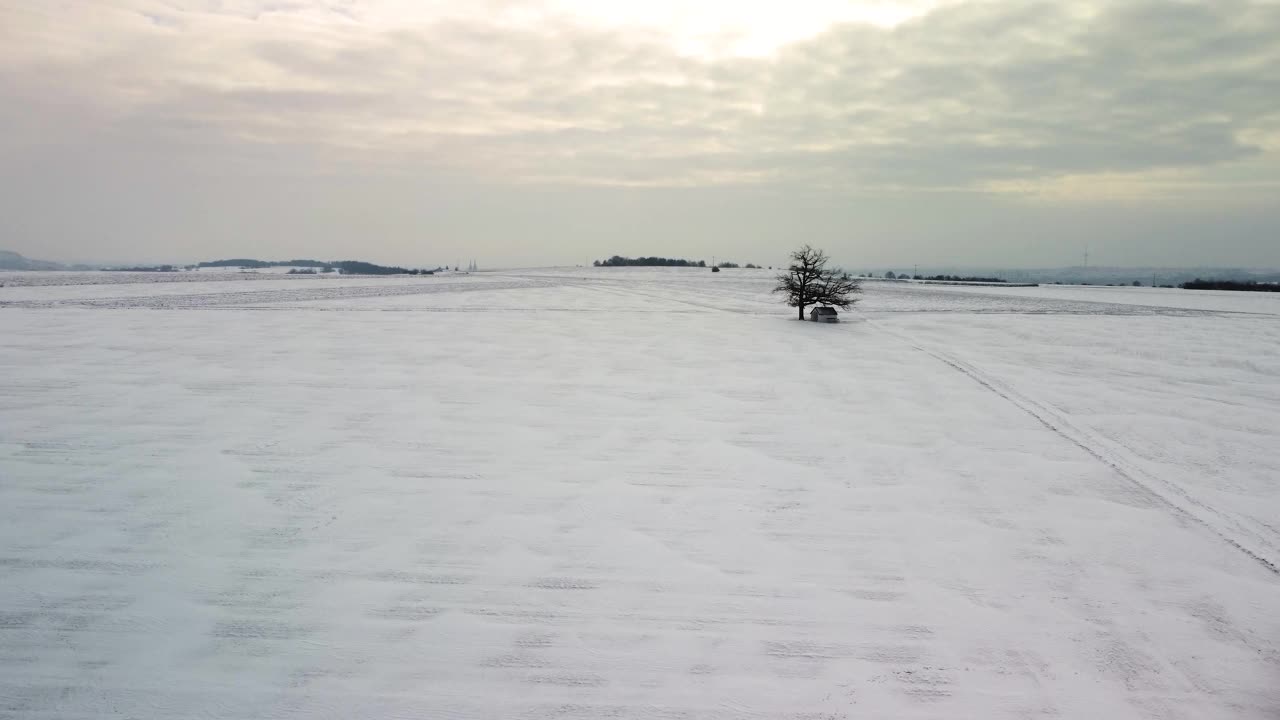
{"left": 809, "top": 306, "right": 839, "bottom": 323}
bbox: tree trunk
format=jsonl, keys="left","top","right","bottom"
{"left": 798, "top": 297, "right": 804, "bottom": 320}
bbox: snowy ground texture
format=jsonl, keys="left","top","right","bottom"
{"left": 2, "top": 268, "right": 1278, "bottom": 719}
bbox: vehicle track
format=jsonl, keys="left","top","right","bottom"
{"left": 566, "top": 278, "right": 758, "bottom": 315}
{"left": 875, "top": 322, "right": 1280, "bottom": 578}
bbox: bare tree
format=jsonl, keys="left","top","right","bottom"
{"left": 773, "top": 245, "right": 861, "bottom": 320}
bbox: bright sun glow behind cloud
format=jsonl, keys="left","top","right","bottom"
{"left": 539, "top": 0, "right": 949, "bottom": 56}
{"left": 354, "top": 0, "right": 950, "bottom": 57}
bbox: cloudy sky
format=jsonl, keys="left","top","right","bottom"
{"left": 2, "top": 0, "right": 1278, "bottom": 268}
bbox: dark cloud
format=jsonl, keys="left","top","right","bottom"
{"left": 747, "top": 0, "right": 1280, "bottom": 184}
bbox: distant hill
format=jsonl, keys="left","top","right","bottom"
{"left": 0, "top": 252, "right": 432, "bottom": 275}
{"left": 195, "top": 258, "right": 431, "bottom": 275}
{"left": 0, "top": 250, "right": 68, "bottom": 271}
{"left": 197, "top": 258, "right": 328, "bottom": 269}
{"left": 1009, "top": 266, "right": 1280, "bottom": 287}
{"left": 871, "top": 265, "right": 1280, "bottom": 287}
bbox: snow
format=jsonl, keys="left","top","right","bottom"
{"left": 1, "top": 269, "right": 1278, "bottom": 719}
{"left": 885, "top": 281, "right": 1280, "bottom": 315}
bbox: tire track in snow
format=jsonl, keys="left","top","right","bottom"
{"left": 572, "top": 277, "right": 787, "bottom": 316}
{"left": 875, "top": 322, "right": 1280, "bottom": 578}
{"left": 567, "top": 279, "right": 753, "bottom": 315}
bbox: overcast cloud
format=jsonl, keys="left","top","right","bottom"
{"left": 2, "top": 0, "right": 1278, "bottom": 268}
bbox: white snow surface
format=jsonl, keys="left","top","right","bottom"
{"left": 2, "top": 268, "right": 1278, "bottom": 719}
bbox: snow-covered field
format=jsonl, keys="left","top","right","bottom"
{"left": 2, "top": 268, "right": 1277, "bottom": 719}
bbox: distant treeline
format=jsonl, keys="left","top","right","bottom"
{"left": 593, "top": 256, "right": 762, "bottom": 268}
{"left": 1181, "top": 279, "right": 1280, "bottom": 292}
{"left": 199, "top": 258, "right": 324, "bottom": 268}
{"left": 595, "top": 256, "right": 705, "bottom": 267}
{"left": 871, "top": 272, "right": 1007, "bottom": 282}
{"left": 196, "top": 259, "right": 431, "bottom": 275}
{"left": 920, "top": 274, "right": 1006, "bottom": 283}
{"left": 329, "top": 260, "right": 427, "bottom": 275}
